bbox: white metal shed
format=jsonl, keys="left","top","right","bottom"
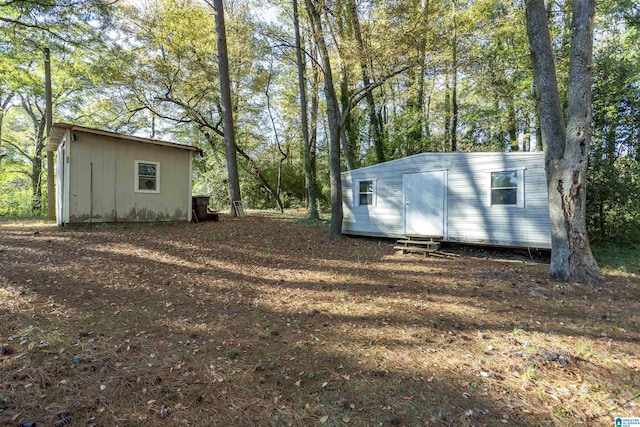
{"left": 341, "top": 152, "right": 552, "bottom": 249}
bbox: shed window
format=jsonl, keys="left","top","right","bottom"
{"left": 135, "top": 161, "right": 160, "bottom": 193}
{"left": 358, "top": 180, "right": 375, "bottom": 206}
{"left": 491, "top": 170, "right": 518, "bottom": 205}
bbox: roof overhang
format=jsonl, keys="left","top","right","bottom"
{"left": 47, "top": 122, "right": 202, "bottom": 155}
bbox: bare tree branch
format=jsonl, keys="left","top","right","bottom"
{"left": 341, "top": 66, "right": 408, "bottom": 127}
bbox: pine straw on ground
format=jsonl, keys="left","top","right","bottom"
{"left": 1, "top": 211, "right": 639, "bottom": 426}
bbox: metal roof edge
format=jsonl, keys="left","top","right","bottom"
{"left": 47, "top": 122, "right": 201, "bottom": 154}
{"left": 340, "top": 151, "right": 545, "bottom": 175}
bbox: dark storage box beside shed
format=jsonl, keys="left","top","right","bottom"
{"left": 192, "top": 196, "right": 210, "bottom": 222}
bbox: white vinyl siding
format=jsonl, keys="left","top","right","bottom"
{"left": 341, "top": 152, "right": 551, "bottom": 249}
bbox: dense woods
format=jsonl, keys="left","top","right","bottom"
{"left": 1, "top": 1, "right": 639, "bottom": 257}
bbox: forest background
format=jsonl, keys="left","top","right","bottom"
{"left": 1, "top": 0, "right": 639, "bottom": 246}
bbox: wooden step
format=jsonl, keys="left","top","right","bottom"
{"left": 396, "top": 239, "right": 440, "bottom": 247}
{"left": 394, "top": 235, "right": 441, "bottom": 257}
{"left": 393, "top": 245, "right": 439, "bottom": 255}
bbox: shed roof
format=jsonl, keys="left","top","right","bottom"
{"left": 47, "top": 122, "right": 201, "bottom": 154}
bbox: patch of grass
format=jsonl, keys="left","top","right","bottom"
{"left": 268, "top": 208, "right": 331, "bottom": 229}
{"left": 553, "top": 403, "right": 574, "bottom": 419}
{"left": 592, "top": 240, "right": 640, "bottom": 277}
{"left": 576, "top": 340, "right": 594, "bottom": 358}
{"left": 293, "top": 216, "right": 330, "bottom": 229}
{"left": 512, "top": 326, "right": 525, "bottom": 336}
{"left": 521, "top": 366, "right": 539, "bottom": 382}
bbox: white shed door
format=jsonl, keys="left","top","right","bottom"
{"left": 404, "top": 171, "right": 445, "bottom": 237}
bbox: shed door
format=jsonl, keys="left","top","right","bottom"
{"left": 404, "top": 171, "right": 445, "bottom": 237}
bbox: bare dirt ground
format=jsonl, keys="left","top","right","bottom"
{"left": 1, "top": 211, "right": 639, "bottom": 426}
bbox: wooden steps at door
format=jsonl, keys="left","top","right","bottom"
{"left": 394, "top": 236, "right": 441, "bottom": 257}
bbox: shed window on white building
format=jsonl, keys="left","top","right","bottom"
{"left": 357, "top": 180, "right": 375, "bottom": 206}
{"left": 490, "top": 169, "right": 524, "bottom": 207}
{"left": 135, "top": 160, "right": 160, "bottom": 193}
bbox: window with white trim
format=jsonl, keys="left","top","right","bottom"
{"left": 357, "top": 180, "right": 375, "bottom": 206}
{"left": 135, "top": 160, "right": 160, "bottom": 193}
{"left": 491, "top": 170, "right": 517, "bottom": 205}
{"left": 490, "top": 169, "right": 524, "bottom": 207}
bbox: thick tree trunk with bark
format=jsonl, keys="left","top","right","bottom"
{"left": 293, "top": 0, "right": 319, "bottom": 219}
{"left": 213, "top": 0, "right": 242, "bottom": 216}
{"left": 525, "top": 0, "right": 603, "bottom": 285}
{"left": 305, "top": 0, "right": 343, "bottom": 239}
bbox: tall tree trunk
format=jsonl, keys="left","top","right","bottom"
{"left": 293, "top": 0, "right": 318, "bottom": 219}
{"left": 21, "top": 97, "right": 46, "bottom": 214}
{"left": 213, "top": 0, "right": 242, "bottom": 216}
{"left": 265, "top": 62, "right": 287, "bottom": 212}
{"left": 451, "top": 0, "right": 458, "bottom": 152}
{"left": 0, "top": 94, "right": 14, "bottom": 170}
{"left": 443, "top": 74, "right": 451, "bottom": 151}
{"left": 328, "top": 5, "right": 356, "bottom": 170}
{"left": 508, "top": 95, "right": 518, "bottom": 151}
{"left": 339, "top": 64, "right": 355, "bottom": 170}
{"left": 31, "top": 124, "right": 45, "bottom": 215}
{"left": 523, "top": 112, "right": 531, "bottom": 152}
{"left": 347, "top": 0, "right": 385, "bottom": 164}
{"left": 309, "top": 41, "right": 319, "bottom": 205}
{"left": 414, "top": 42, "right": 426, "bottom": 143}
{"left": 32, "top": 156, "right": 43, "bottom": 215}
{"left": 525, "top": 0, "right": 603, "bottom": 285}
{"left": 305, "top": 0, "right": 343, "bottom": 239}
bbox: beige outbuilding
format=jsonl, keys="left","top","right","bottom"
{"left": 47, "top": 123, "right": 200, "bottom": 225}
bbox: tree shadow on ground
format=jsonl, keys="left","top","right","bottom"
{"left": 1, "top": 215, "right": 638, "bottom": 426}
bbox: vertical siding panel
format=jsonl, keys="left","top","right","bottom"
{"left": 63, "top": 129, "right": 194, "bottom": 224}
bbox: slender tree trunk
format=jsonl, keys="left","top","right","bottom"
{"left": 213, "top": 0, "right": 242, "bottom": 216}
{"left": 347, "top": 0, "right": 385, "bottom": 164}
{"left": 31, "top": 125, "right": 46, "bottom": 215}
{"left": 32, "top": 156, "right": 43, "bottom": 214}
{"left": 523, "top": 112, "right": 531, "bottom": 152}
{"left": 414, "top": 42, "right": 426, "bottom": 143}
{"left": 0, "top": 95, "right": 14, "bottom": 170}
{"left": 444, "top": 73, "right": 451, "bottom": 151}
{"left": 324, "top": 5, "right": 355, "bottom": 170}
{"left": 425, "top": 78, "right": 434, "bottom": 141}
{"left": 305, "top": 0, "right": 343, "bottom": 239}
{"left": 265, "top": 62, "right": 287, "bottom": 212}
{"left": 508, "top": 95, "right": 518, "bottom": 151}
{"left": 21, "top": 97, "right": 46, "bottom": 214}
{"left": 525, "top": 0, "right": 603, "bottom": 285}
{"left": 451, "top": 0, "right": 458, "bottom": 152}
{"left": 0, "top": 108, "right": 5, "bottom": 170}
{"left": 339, "top": 64, "right": 355, "bottom": 170}
{"left": 309, "top": 43, "right": 319, "bottom": 200}
{"left": 293, "top": 0, "right": 318, "bottom": 219}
